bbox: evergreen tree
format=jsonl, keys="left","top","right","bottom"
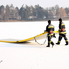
{"left": 35, "top": 5, "right": 44, "bottom": 19}
{"left": 19, "top": 5, "right": 24, "bottom": 20}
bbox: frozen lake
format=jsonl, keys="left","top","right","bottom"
{"left": 0, "top": 21, "right": 69, "bottom": 69}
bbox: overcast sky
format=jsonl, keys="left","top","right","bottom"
{"left": 0, "top": 0, "right": 69, "bottom": 8}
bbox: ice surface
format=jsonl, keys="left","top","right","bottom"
{"left": 0, "top": 21, "right": 69, "bottom": 69}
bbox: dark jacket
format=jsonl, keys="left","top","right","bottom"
{"left": 46, "top": 24, "right": 54, "bottom": 34}
{"left": 59, "top": 22, "right": 66, "bottom": 34}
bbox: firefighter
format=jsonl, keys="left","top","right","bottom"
{"left": 56, "top": 18, "right": 68, "bottom": 45}
{"left": 45, "top": 20, "right": 56, "bottom": 47}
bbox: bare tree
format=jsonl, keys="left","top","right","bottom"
{"left": 56, "top": 7, "right": 67, "bottom": 18}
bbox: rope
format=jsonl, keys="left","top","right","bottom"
{"left": 34, "top": 36, "right": 47, "bottom": 45}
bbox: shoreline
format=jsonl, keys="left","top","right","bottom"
{"left": 0, "top": 18, "right": 69, "bottom": 22}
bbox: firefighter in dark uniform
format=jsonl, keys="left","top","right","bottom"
{"left": 56, "top": 18, "right": 68, "bottom": 45}
{"left": 45, "top": 20, "right": 55, "bottom": 47}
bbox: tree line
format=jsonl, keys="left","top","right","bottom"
{"left": 0, "top": 4, "right": 69, "bottom": 21}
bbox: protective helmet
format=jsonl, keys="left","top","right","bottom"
{"left": 59, "top": 18, "right": 62, "bottom": 22}
{"left": 48, "top": 20, "right": 51, "bottom": 24}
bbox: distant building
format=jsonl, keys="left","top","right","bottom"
{"left": 28, "top": 16, "right": 37, "bottom": 20}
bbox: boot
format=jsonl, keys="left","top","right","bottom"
{"left": 46, "top": 43, "right": 50, "bottom": 47}
{"left": 56, "top": 41, "right": 60, "bottom": 45}
{"left": 46, "top": 45, "right": 50, "bottom": 47}
{"left": 65, "top": 42, "right": 68, "bottom": 45}
{"left": 51, "top": 42, "right": 54, "bottom": 47}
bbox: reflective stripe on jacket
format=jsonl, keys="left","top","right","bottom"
{"left": 59, "top": 22, "right": 66, "bottom": 34}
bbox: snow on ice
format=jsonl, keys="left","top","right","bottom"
{"left": 0, "top": 21, "right": 69, "bottom": 69}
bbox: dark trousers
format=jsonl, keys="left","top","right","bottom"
{"left": 58, "top": 34, "right": 68, "bottom": 43}
{"left": 47, "top": 35, "right": 54, "bottom": 46}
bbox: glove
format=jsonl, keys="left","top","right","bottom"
{"left": 58, "top": 29, "right": 61, "bottom": 32}
{"left": 53, "top": 33, "right": 56, "bottom": 38}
